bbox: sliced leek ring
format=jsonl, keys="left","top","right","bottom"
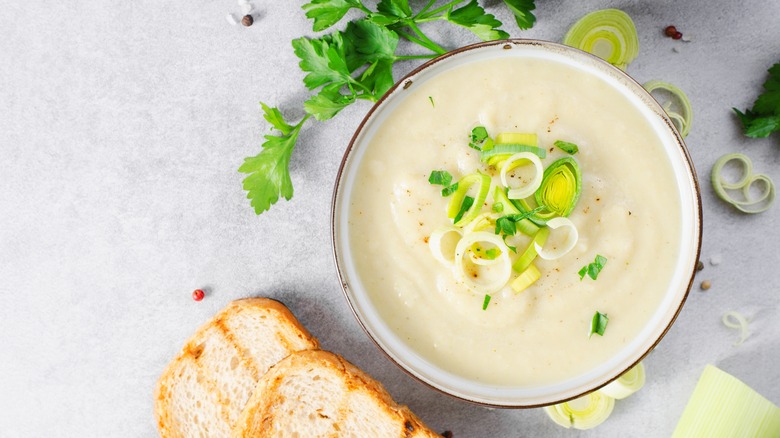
{"left": 500, "top": 152, "right": 544, "bottom": 200}
{"left": 563, "top": 9, "right": 639, "bottom": 70}
{"left": 644, "top": 80, "right": 693, "bottom": 138}
{"left": 447, "top": 172, "right": 492, "bottom": 226}
{"left": 534, "top": 217, "right": 579, "bottom": 260}
{"left": 535, "top": 157, "right": 581, "bottom": 218}
{"left": 544, "top": 391, "right": 615, "bottom": 430}
{"left": 454, "top": 231, "right": 512, "bottom": 293}
{"left": 428, "top": 227, "right": 463, "bottom": 267}
{"left": 600, "top": 362, "right": 646, "bottom": 399}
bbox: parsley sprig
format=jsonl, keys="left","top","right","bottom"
{"left": 241, "top": 0, "right": 537, "bottom": 215}
{"left": 734, "top": 61, "right": 780, "bottom": 138}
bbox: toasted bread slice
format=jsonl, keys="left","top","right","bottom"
{"left": 155, "top": 298, "right": 319, "bottom": 438}
{"left": 231, "top": 350, "right": 439, "bottom": 438}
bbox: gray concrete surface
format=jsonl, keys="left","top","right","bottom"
{"left": 1, "top": 1, "right": 778, "bottom": 436}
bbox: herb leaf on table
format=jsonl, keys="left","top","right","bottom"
{"left": 734, "top": 62, "right": 780, "bottom": 138}
{"left": 242, "top": 0, "right": 539, "bottom": 216}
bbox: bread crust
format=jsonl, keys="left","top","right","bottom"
{"left": 154, "top": 298, "right": 319, "bottom": 438}
{"left": 231, "top": 350, "right": 438, "bottom": 438}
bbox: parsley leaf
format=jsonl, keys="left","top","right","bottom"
{"left": 377, "top": 0, "right": 412, "bottom": 21}
{"left": 303, "top": 85, "right": 357, "bottom": 121}
{"left": 734, "top": 62, "right": 780, "bottom": 138}
{"left": 482, "top": 294, "right": 491, "bottom": 310}
{"left": 446, "top": 0, "right": 510, "bottom": 42}
{"left": 441, "top": 182, "right": 459, "bottom": 197}
{"left": 303, "top": 0, "right": 363, "bottom": 32}
{"left": 240, "top": 104, "right": 310, "bottom": 214}
{"left": 554, "top": 140, "right": 579, "bottom": 154}
{"left": 453, "top": 195, "right": 475, "bottom": 223}
{"left": 579, "top": 254, "right": 608, "bottom": 280}
{"left": 428, "top": 170, "right": 453, "bottom": 186}
{"left": 502, "top": 0, "right": 536, "bottom": 30}
{"left": 589, "top": 311, "right": 609, "bottom": 338}
{"left": 292, "top": 33, "right": 353, "bottom": 90}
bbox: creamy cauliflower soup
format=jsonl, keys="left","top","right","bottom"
{"left": 347, "top": 56, "right": 682, "bottom": 386}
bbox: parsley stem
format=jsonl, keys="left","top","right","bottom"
{"left": 418, "top": 0, "right": 467, "bottom": 20}
{"left": 394, "top": 28, "right": 446, "bottom": 55}
{"left": 407, "top": 22, "right": 447, "bottom": 54}
{"left": 415, "top": 0, "right": 439, "bottom": 19}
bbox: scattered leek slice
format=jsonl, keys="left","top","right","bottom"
{"left": 447, "top": 172, "right": 492, "bottom": 226}
{"left": 535, "top": 157, "right": 582, "bottom": 218}
{"left": 496, "top": 132, "right": 538, "bottom": 146}
{"left": 500, "top": 152, "right": 544, "bottom": 199}
{"left": 534, "top": 217, "right": 579, "bottom": 260}
{"left": 454, "top": 231, "right": 512, "bottom": 293}
{"left": 544, "top": 391, "right": 615, "bottom": 430}
{"left": 511, "top": 263, "right": 541, "bottom": 293}
{"left": 480, "top": 143, "right": 547, "bottom": 166}
{"left": 563, "top": 9, "right": 639, "bottom": 71}
{"left": 600, "top": 362, "right": 645, "bottom": 399}
{"left": 711, "top": 153, "right": 775, "bottom": 214}
{"left": 428, "top": 227, "right": 463, "bottom": 267}
{"left": 644, "top": 80, "right": 693, "bottom": 138}
{"left": 513, "top": 227, "right": 549, "bottom": 273}
{"left": 493, "top": 187, "right": 540, "bottom": 236}
{"left": 672, "top": 365, "right": 780, "bottom": 438}
{"left": 722, "top": 311, "right": 750, "bottom": 345}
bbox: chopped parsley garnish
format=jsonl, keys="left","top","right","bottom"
{"left": 494, "top": 207, "right": 546, "bottom": 237}
{"left": 441, "top": 182, "right": 458, "bottom": 197}
{"left": 484, "top": 247, "right": 501, "bottom": 259}
{"left": 734, "top": 61, "right": 780, "bottom": 138}
{"left": 453, "top": 195, "right": 475, "bottom": 224}
{"left": 579, "top": 254, "right": 608, "bottom": 280}
{"left": 492, "top": 202, "right": 504, "bottom": 213}
{"left": 429, "top": 96, "right": 435, "bottom": 107}
{"left": 482, "top": 294, "right": 492, "bottom": 310}
{"left": 469, "top": 126, "right": 492, "bottom": 150}
{"left": 589, "top": 311, "right": 609, "bottom": 338}
{"left": 428, "top": 170, "right": 453, "bottom": 187}
{"left": 554, "top": 140, "right": 579, "bottom": 154}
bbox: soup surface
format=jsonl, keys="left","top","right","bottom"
{"left": 348, "top": 56, "right": 681, "bottom": 386}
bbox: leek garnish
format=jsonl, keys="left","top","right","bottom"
{"left": 513, "top": 227, "right": 549, "bottom": 273}
{"left": 711, "top": 153, "right": 776, "bottom": 214}
{"left": 446, "top": 172, "right": 491, "bottom": 226}
{"left": 482, "top": 294, "right": 491, "bottom": 310}
{"left": 454, "top": 231, "right": 513, "bottom": 293}
{"left": 563, "top": 9, "right": 639, "bottom": 71}
{"left": 579, "top": 254, "right": 608, "bottom": 280}
{"left": 511, "top": 264, "right": 541, "bottom": 293}
{"left": 672, "top": 365, "right": 780, "bottom": 438}
{"left": 534, "top": 217, "right": 579, "bottom": 260}
{"left": 644, "top": 80, "right": 693, "bottom": 138}
{"left": 495, "top": 207, "right": 547, "bottom": 238}
{"left": 589, "top": 311, "right": 608, "bottom": 338}
{"left": 500, "top": 152, "right": 544, "bottom": 199}
{"left": 428, "top": 227, "right": 463, "bottom": 267}
{"left": 600, "top": 362, "right": 645, "bottom": 399}
{"left": 544, "top": 391, "right": 615, "bottom": 430}
{"left": 722, "top": 311, "right": 750, "bottom": 345}
{"left": 453, "top": 196, "right": 475, "bottom": 224}
{"left": 492, "top": 202, "right": 504, "bottom": 213}
{"left": 554, "top": 140, "right": 579, "bottom": 154}
{"left": 535, "top": 157, "right": 582, "bottom": 218}
{"left": 493, "top": 186, "right": 521, "bottom": 214}
{"left": 480, "top": 143, "right": 547, "bottom": 164}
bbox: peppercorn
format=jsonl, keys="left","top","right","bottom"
{"left": 242, "top": 15, "right": 253, "bottom": 27}
{"left": 673, "top": 31, "right": 683, "bottom": 40}
{"left": 441, "top": 432, "right": 453, "bottom": 438}
{"left": 696, "top": 261, "right": 704, "bottom": 271}
{"left": 664, "top": 25, "right": 677, "bottom": 37}
{"left": 192, "top": 289, "right": 205, "bottom": 301}
{"left": 700, "top": 280, "right": 711, "bottom": 291}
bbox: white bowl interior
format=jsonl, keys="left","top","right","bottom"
{"left": 333, "top": 40, "right": 700, "bottom": 407}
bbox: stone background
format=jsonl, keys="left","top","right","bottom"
{"left": 1, "top": 1, "right": 778, "bottom": 436}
